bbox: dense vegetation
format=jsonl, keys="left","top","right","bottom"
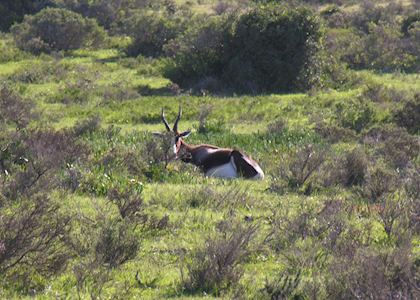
{"left": 0, "top": 0, "right": 419, "bottom": 299}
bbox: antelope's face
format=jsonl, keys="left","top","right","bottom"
{"left": 161, "top": 107, "right": 191, "bottom": 159}
{"left": 171, "top": 133, "right": 191, "bottom": 159}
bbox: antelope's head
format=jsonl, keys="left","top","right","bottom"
{"left": 160, "top": 107, "right": 191, "bottom": 159}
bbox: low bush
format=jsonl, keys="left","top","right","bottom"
{"left": 54, "top": 77, "right": 97, "bottom": 104}
{"left": 267, "top": 118, "right": 287, "bottom": 135}
{"left": 0, "top": 37, "right": 31, "bottom": 63}
{"left": 0, "top": 86, "right": 34, "bottom": 129}
{"left": 0, "top": 195, "right": 72, "bottom": 292}
{"left": 360, "top": 165, "right": 398, "bottom": 203}
{"left": 266, "top": 199, "right": 346, "bottom": 253}
{"left": 313, "top": 120, "right": 356, "bottom": 143}
{"left": 11, "top": 8, "right": 106, "bottom": 54}
{"left": 334, "top": 97, "right": 376, "bottom": 133}
{"left": 363, "top": 125, "right": 419, "bottom": 169}
{"left": 341, "top": 147, "right": 368, "bottom": 187}
{"left": 272, "top": 144, "right": 328, "bottom": 194}
{"left": 94, "top": 218, "right": 140, "bottom": 269}
{"left": 327, "top": 245, "right": 419, "bottom": 299}
{"left": 0, "top": 90, "right": 84, "bottom": 291}
{"left": 73, "top": 115, "right": 101, "bottom": 137}
{"left": 393, "top": 93, "right": 420, "bottom": 134}
{"left": 325, "top": 2, "right": 420, "bottom": 72}
{"left": 7, "top": 60, "right": 69, "bottom": 83}
{"left": 261, "top": 271, "right": 302, "bottom": 300}
{"left": 182, "top": 220, "right": 257, "bottom": 295}
{"left": 361, "top": 83, "right": 406, "bottom": 103}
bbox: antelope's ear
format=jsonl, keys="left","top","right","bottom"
{"left": 179, "top": 130, "right": 191, "bottom": 138}
{"left": 152, "top": 132, "right": 163, "bottom": 137}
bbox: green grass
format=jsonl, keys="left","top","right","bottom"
{"left": 1, "top": 43, "right": 419, "bottom": 299}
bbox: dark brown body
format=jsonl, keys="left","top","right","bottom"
{"left": 178, "top": 141, "right": 264, "bottom": 179}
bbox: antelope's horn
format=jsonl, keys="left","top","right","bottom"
{"left": 161, "top": 108, "right": 171, "bottom": 132}
{"left": 173, "top": 106, "right": 182, "bottom": 133}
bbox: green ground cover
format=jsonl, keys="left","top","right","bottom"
{"left": 0, "top": 39, "right": 419, "bottom": 299}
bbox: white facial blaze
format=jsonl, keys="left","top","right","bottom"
{"left": 171, "top": 137, "right": 177, "bottom": 156}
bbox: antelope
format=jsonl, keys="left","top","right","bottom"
{"left": 158, "top": 107, "right": 264, "bottom": 180}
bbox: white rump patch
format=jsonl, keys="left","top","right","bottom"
{"left": 205, "top": 157, "right": 238, "bottom": 179}
{"left": 252, "top": 163, "right": 265, "bottom": 180}
{"left": 239, "top": 153, "right": 265, "bottom": 180}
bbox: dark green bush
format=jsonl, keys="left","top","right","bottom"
{"left": 401, "top": 10, "right": 420, "bottom": 36}
{"left": 11, "top": 8, "right": 106, "bottom": 54}
{"left": 58, "top": 0, "right": 123, "bottom": 30}
{"left": 225, "top": 5, "right": 323, "bottom": 92}
{"left": 342, "top": 148, "right": 368, "bottom": 187}
{"left": 163, "top": 14, "right": 233, "bottom": 88}
{"left": 0, "top": 0, "right": 54, "bottom": 32}
{"left": 124, "top": 10, "right": 189, "bottom": 57}
{"left": 57, "top": 0, "right": 162, "bottom": 30}
{"left": 165, "top": 4, "right": 327, "bottom": 93}
{"left": 393, "top": 94, "right": 420, "bottom": 134}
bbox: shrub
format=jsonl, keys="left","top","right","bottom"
{"left": 327, "top": 246, "right": 419, "bottom": 299}
{"left": 0, "top": 86, "right": 33, "bottom": 129}
{"left": 266, "top": 199, "right": 345, "bottom": 252}
{"left": 261, "top": 271, "right": 302, "bottom": 300}
{"left": 359, "top": 24, "right": 413, "bottom": 72}
{"left": 12, "top": 8, "right": 106, "bottom": 54}
{"left": 363, "top": 125, "right": 420, "bottom": 169}
{"left": 73, "top": 115, "right": 101, "bottom": 137}
{"left": 393, "top": 94, "right": 420, "bottom": 134}
{"left": 197, "top": 104, "right": 213, "bottom": 134}
{"left": 54, "top": 77, "right": 97, "bottom": 104}
{"left": 313, "top": 121, "right": 356, "bottom": 143}
{"left": 182, "top": 220, "right": 257, "bottom": 295}
{"left": 360, "top": 165, "right": 398, "bottom": 203}
{"left": 59, "top": 0, "right": 122, "bottom": 30}
{"left": 124, "top": 10, "right": 188, "bottom": 57}
{"left": 225, "top": 4, "right": 323, "bottom": 92}
{"left": 273, "top": 144, "right": 328, "bottom": 194}
{"left": 0, "top": 37, "right": 31, "bottom": 63}
{"left": 7, "top": 60, "right": 69, "bottom": 84}
{"left": 0, "top": 0, "right": 53, "bottom": 32}
{"left": 401, "top": 11, "right": 420, "bottom": 36}
{"left": 0, "top": 195, "right": 71, "bottom": 291}
{"left": 163, "top": 14, "right": 233, "bottom": 88}
{"left": 348, "top": 1, "right": 397, "bottom": 34}
{"left": 324, "top": 1, "right": 420, "bottom": 72}
{"left": 342, "top": 147, "right": 368, "bottom": 187}
{"left": 334, "top": 97, "right": 375, "bottom": 133}
{"left": 267, "top": 118, "right": 287, "bottom": 135}
{"left": 94, "top": 219, "right": 140, "bottom": 269}
{"left": 165, "top": 4, "right": 327, "bottom": 93}
{"left": 107, "top": 187, "right": 145, "bottom": 221}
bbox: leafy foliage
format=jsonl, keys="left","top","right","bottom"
{"left": 183, "top": 219, "right": 257, "bottom": 295}
{"left": 11, "top": 8, "right": 106, "bottom": 53}
{"left": 165, "top": 4, "right": 327, "bottom": 93}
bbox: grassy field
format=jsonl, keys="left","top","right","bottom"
{"left": 0, "top": 37, "right": 419, "bottom": 299}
